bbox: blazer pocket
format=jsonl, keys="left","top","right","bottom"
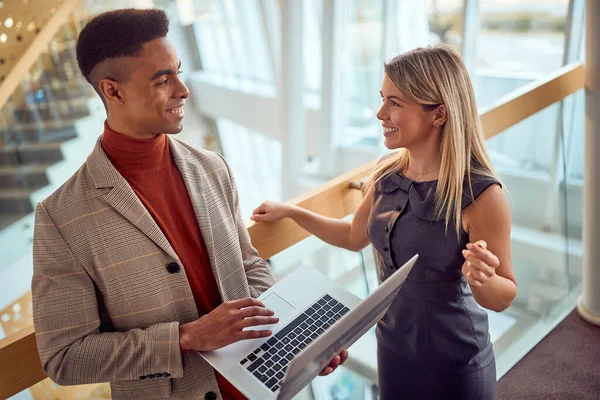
{"left": 110, "top": 377, "right": 171, "bottom": 399}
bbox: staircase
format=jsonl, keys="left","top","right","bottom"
{"left": 0, "top": 1, "right": 94, "bottom": 231}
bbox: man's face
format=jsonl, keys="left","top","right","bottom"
{"left": 110, "top": 38, "right": 190, "bottom": 137}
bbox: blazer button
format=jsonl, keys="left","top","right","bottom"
{"left": 395, "top": 206, "right": 402, "bottom": 211}
{"left": 383, "top": 246, "right": 389, "bottom": 252}
{"left": 384, "top": 226, "right": 389, "bottom": 232}
{"left": 205, "top": 392, "right": 217, "bottom": 400}
{"left": 166, "top": 262, "right": 180, "bottom": 273}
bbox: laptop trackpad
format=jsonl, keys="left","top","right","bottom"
{"left": 245, "top": 293, "right": 295, "bottom": 331}
{"left": 263, "top": 293, "right": 295, "bottom": 319}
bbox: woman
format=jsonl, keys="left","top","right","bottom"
{"left": 251, "top": 44, "right": 516, "bottom": 399}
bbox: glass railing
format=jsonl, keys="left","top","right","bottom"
{"left": 485, "top": 89, "right": 584, "bottom": 378}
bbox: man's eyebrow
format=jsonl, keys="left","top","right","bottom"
{"left": 150, "top": 60, "right": 182, "bottom": 81}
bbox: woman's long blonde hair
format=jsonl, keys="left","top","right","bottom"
{"left": 367, "top": 44, "right": 500, "bottom": 238}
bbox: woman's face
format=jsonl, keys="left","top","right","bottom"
{"left": 376, "top": 74, "right": 440, "bottom": 150}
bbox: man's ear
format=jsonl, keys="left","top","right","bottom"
{"left": 98, "top": 78, "right": 123, "bottom": 106}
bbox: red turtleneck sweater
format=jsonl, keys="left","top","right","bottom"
{"left": 101, "top": 122, "right": 245, "bottom": 400}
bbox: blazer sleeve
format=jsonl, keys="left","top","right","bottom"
{"left": 31, "top": 202, "right": 184, "bottom": 386}
{"left": 217, "top": 155, "right": 275, "bottom": 297}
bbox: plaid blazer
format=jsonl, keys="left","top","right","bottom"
{"left": 32, "top": 136, "right": 275, "bottom": 399}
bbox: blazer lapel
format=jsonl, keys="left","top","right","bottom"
{"left": 87, "top": 137, "right": 181, "bottom": 263}
{"left": 169, "top": 138, "right": 231, "bottom": 301}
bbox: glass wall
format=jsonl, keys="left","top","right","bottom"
{"left": 485, "top": 90, "right": 584, "bottom": 376}
{"left": 191, "top": 0, "right": 274, "bottom": 85}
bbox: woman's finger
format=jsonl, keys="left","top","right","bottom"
{"left": 463, "top": 250, "right": 497, "bottom": 276}
{"left": 466, "top": 271, "right": 484, "bottom": 287}
{"left": 469, "top": 264, "right": 487, "bottom": 282}
{"left": 250, "top": 213, "right": 263, "bottom": 221}
{"left": 465, "top": 255, "right": 495, "bottom": 278}
{"left": 465, "top": 244, "right": 498, "bottom": 267}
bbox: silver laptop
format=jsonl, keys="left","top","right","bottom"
{"left": 199, "top": 254, "right": 418, "bottom": 400}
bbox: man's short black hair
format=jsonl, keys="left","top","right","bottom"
{"left": 76, "top": 8, "right": 169, "bottom": 87}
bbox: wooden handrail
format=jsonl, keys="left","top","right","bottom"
{"left": 246, "top": 161, "right": 375, "bottom": 260}
{"left": 0, "top": 325, "right": 46, "bottom": 398}
{"left": 0, "top": 0, "right": 81, "bottom": 111}
{"left": 480, "top": 62, "right": 584, "bottom": 138}
{"left": 0, "top": 61, "right": 586, "bottom": 398}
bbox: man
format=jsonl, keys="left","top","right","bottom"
{"left": 32, "top": 9, "right": 345, "bottom": 400}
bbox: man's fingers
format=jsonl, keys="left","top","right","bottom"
{"left": 330, "top": 355, "right": 341, "bottom": 369}
{"left": 340, "top": 350, "right": 348, "bottom": 364}
{"left": 238, "top": 306, "right": 274, "bottom": 318}
{"left": 240, "top": 316, "right": 279, "bottom": 328}
{"left": 319, "top": 355, "right": 341, "bottom": 376}
{"left": 239, "top": 329, "right": 272, "bottom": 340}
{"left": 230, "top": 297, "right": 265, "bottom": 309}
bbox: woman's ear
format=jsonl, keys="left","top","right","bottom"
{"left": 433, "top": 104, "right": 447, "bottom": 126}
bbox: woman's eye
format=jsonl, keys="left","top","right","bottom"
{"left": 391, "top": 101, "right": 400, "bottom": 107}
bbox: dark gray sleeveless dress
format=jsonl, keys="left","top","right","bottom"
{"left": 367, "top": 170, "right": 500, "bottom": 400}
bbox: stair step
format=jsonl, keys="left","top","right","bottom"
{"left": 0, "top": 142, "right": 64, "bottom": 167}
{"left": 0, "top": 188, "right": 36, "bottom": 214}
{"left": 0, "top": 163, "right": 53, "bottom": 189}
{"left": 3, "top": 126, "right": 77, "bottom": 147}
{"left": 14, "top": 118, "right": 79, "bottom": 132}
{"left": 0, "top": 213, "right": 27, "bottom": 231}
{"left": 13, "top": 98, "right": 90, "bottom": 124}
{"left": 13, "top": 107, "right": 89, "bottom": 124}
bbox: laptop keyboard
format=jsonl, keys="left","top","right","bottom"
{"left": 239, "top": 293, "right": 349, "bottom": 392}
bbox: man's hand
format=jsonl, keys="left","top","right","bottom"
{"left": 319, "top": 349, "right": 348, "bottom": 376}
{"left": 179, "top": 298, "right": 279, "bottom": 352}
